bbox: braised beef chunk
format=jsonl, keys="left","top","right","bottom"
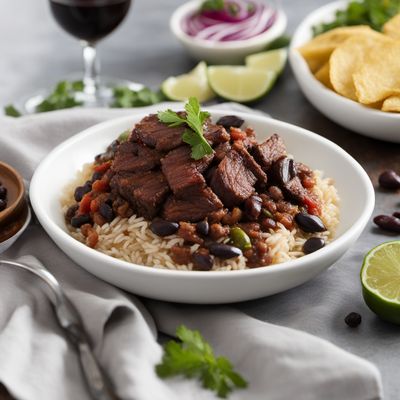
{"left": 170, "top": 245, "right": 192, "bottom": 265}
{"left": 204, "top": 121, "right": 230, "bottom": 145}
{"left": 131, "top": 114, "right": 186, "bottom": 152}
{"left": 110, "top": 171, "right": 169, "bottom": 219}
{"left": 210, "top": 149, "right": 256, "bottom": 208}
{"left": 214, "top": 142, "right": 231, "bottom": 162}
{"left": 163, "top": 187, "right": 223, "bottom": 222}
{"left": 112, "top": 141, "right": 161, "bottom": 174}
{"left": 161, "top": 146, "right": 213, "bottom": 197}
{"left": 252, "top": 134, "right": 287, "bottom": 171}
{"left": 233, "top": 141, "right": 267, "bottom": 185}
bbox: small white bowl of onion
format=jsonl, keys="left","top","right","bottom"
{"left": 170, "top": 0, "right": 287, "bottom": 64}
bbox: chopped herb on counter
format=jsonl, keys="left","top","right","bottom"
{"left": 4, "top": 104, "right": 22, "bottom": 117}
{"left": 156, "top": 325, "right": 247, "bottom": 398}
{"left": 36, "top": 80, "right": 84, "bottom": 112}
{"left": 112, "top": 86, "right": 165, "bottom": 108}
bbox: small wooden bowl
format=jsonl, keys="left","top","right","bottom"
{"left": 0, "top": 162, "right": 27, "bottom": 243}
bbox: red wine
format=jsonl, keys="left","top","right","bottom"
{"left": 50, "top": 0, "right": 131, "bottom": 43}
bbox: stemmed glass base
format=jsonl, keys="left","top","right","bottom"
{"left": 21, "top": 76, "right": 143, "bottom": 115}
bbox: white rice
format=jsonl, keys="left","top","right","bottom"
{"left": 61, "top": 164, "right": 339, "bottom": 271}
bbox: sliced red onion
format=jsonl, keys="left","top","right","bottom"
{"left": 182, "top": 0, "right": 277, "bottom": 42}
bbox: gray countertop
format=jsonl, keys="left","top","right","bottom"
{"left": 1, "top": 1, "right": 400, "bottom": 399}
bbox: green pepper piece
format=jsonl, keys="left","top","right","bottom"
{"left": 230, "top": 227, "right": 252, "bottom": 251}
{"left": 118, "top": 130, "right": 130, "bottom": 143}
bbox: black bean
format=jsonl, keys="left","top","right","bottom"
{"left": 272, "top": 157, "right": 296, "bottom": 185}
{"left": 295, "top": 212, "right": 326, "bottom": 233}
{"left": 193, "top": 252, "right": 213, "bottom": 271}
{"left": 0, "top": 199, "right": 7, "bottom": 211}
{"left": 303, "top": 237, "right": 325, "bottom": 254}
{"left": 99, "top": 203, "right": 114, "bottom": 222}
{"left": 71, "top": 214, "right": 91, "bottom": 228}
{"left": 216, "top": 115, "right": 245, "bottom": 130}
{"left": 373, "top": 215, "right": 400, "bottom": 233}
{"left": 196, "top": 220, "right": 209, "bottom": 236}
{"left": 92, "top": 171, "right": 103, "bottom": 182}
{"left": 150, "top": 219, "right": 179, "bottom": 237}
{"left": 244, "top": 195, "right": 262, "bottom": 221}
{"left": 65, "top": 204, "right": 79, "bottom": 221}
{"left": 110, "top": 139, "right": 120, "bottom": 152}
{"left": 0, "top": 186, "right": 7, "bottom": 199}
{"left": 74, "top": 184, "right": 91, "bottom": 202}
{"left": 344, "top": 312, "right": 362, "bottom": 328}
{"left": 209, "top": 243, "right": 242, "bottom": 259}
{"left": 378, "top": 170, "right": 400, "bottom": 190}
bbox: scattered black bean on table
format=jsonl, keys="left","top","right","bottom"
{"left": 373, "top": 215, "right": 400, "bottom": 233}
{"left": 344, "top": 312, "right": 362, "bottom": 328}
{"left": 303, "top": 237, "right": 325, "bottom": 254}
{"left": 150, "top": 219, "right": 179, "bottom": 237}
{"left": 295, "top": 212, "right": 327, "bottom": 233}
{"left": 378, "top": 170, "right": 400, "bottom": 190}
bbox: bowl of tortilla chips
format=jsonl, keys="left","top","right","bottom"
{"left": 289, "top": 0, "right": 400, "bottom": 142}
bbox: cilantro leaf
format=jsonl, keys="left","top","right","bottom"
{"left": 157, "top": 109, "right": 186, "bottom": 127}
{"left": 112, "top": 87, "right": 165, "bottom": 108}
{"left": 36, "top": 80, "right": 83, "bottom": 113}
{"left": 156, "top": 325, "right": 248, "bottom": 398}
{"left": 157, "top": 97, "right": 213, "bottom": 160}
{"left": 4, "top": 104, "right": 22, "bottom": 117}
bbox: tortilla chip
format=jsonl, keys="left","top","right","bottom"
{"left": 330, "top": 34, "right": 391, "bottom": 100}
{"left": 298, "top": 26, "right": 377, "bottom": 73}
{"left": 382, "top": 96, "right": 400, "bottom": 113}
{"left": 314, "top": 62, "right": 333, "bottom": 90}
{"left": 383, "top": 14, "right": 400, "bottom": 40}
{"left": 353, "top": 40, "right": 400, "bottom": 104}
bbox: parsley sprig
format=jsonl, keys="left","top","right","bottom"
{"left": 313, "top": 0, "right": 400, "bottom": 36}
{"left": 157, "top": 97, "right": 213, "bottom": 160}
{"left": 156, "top": 325, "right": 247, "bottom": 398}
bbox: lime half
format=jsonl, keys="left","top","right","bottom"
{"left": 245, "top": 48, "right": 288, "bottom": 76}
{"left": 161, "top": 61, "right": 215, "bottom": 103}
{"left": 361, "top": 241, "right": 400, "bottom": 325}
{"left": 207, "top": 66, "right": 277, "bottom": 103}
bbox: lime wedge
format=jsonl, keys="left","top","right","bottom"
{"left": 245, "top": 48, "right": 288, "bottom": 76}
{"left": 361, "top": 241, "right": 400, "bottom": 324}
{"left": 161, "top": 61, "right": 215, "bottom": 102}
{"left": 207, "top": 66, "right": 277, "bottom": 103}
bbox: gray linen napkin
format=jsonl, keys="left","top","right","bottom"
{"left": 0, "top": 104, "right": 382, "bottom": 400}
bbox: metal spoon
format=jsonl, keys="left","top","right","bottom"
{"left": 0, "top": 258, "right": 119, "bottom": 400}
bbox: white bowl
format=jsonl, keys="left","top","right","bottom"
{"left": 170, "top": 0, "right": 287, "bottom": 64}
{"left": 289, "top": 0, "right": 400, "bottom": 142}
{"left": 30, "top": 110, "right": 374, "bottom": 304}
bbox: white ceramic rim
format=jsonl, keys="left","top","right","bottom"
{"left": 170, "top": 0, "right": 287, "bottom": 50}
{"left": 30, "top": 111, "right": 375, "bottom": 280}
{"left": 289, "top": 0, "right": 400, "bottom": 120}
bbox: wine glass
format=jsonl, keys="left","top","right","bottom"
{"left": 25, "top": 0, "right": 140, "bottom": 112}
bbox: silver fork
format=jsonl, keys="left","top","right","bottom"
{"left": 0, "top": 259, "right": 119, "bottom": 400}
